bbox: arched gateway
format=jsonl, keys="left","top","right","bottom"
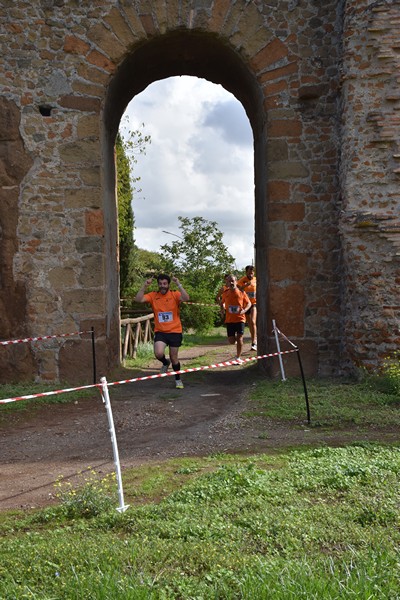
{"left": 0, "top": 1, "right": 399, "bottom": 382}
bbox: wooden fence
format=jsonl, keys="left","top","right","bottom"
{"left": 121, "top": 313, "right": 154, "bottom": 360}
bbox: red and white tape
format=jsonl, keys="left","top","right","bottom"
{"left": 0, "top": 349, "right": 297, "bottom": 404}
{"left": 121, "top": 299, "right": 219, "bottom": 308}
{"left": 182, "top": 301, "right": 219, "bottom": 307}
{"left": 107, "top": 349, "right": 297, "bottom": 387}
{"left": 0, "top": 330, "right": 90, "bottom": 346}
{"left": 273, "top": 325, "right": 297, "bottom": 349}
{"left": 0, "top": 382, "right": 100, "bottom": 404}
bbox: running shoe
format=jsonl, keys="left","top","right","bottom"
{"left": 251, "top": 344, "right": 257, "bottom": 351}
{"left": 160, "top": 360, "right": 171, "bottom": 374}
{"left": 233, "top": 357, "right": 244, "bottom": 365}
{"left": 175, "top": 379, "right": 184, "bottom": 389}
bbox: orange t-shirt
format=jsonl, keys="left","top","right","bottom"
{"left": 221, "top": 288, "right": 250, "bottom": 323}
{"left": 237, "top": 275, "right": 256, "bottom": 305}
{"left": 143, "top": 290, "right": 182, "bottom": 333}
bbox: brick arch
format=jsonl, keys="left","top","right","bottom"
{"left": 103, "top": 29, "right": 270, "bottom": 365}
{"left": 1, "top": 0, "right": 398, "bottom": 382}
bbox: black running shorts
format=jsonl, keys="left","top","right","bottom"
{"left": 226, "top": 322, "right": 245, "bottom": 337}
{"left": 154, "top": 332, "right": 183, "bottom": 347}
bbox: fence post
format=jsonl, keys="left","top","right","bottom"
{"left": 123, "top": 324, "right": 131, "bottom": 361}
{"left": 272, "top": 319, "right": 286, "bottom": 382}
{"left": 100, "top": 376, "right": 129, "bottom": 513}
{"left": 91, "top": 327, "right": 96, "bottom": 385}
{"left": 295, "top": 348, "right": 311, "bottom": 425}
{"left": 121, "top": 314, "right": 154, "bottom": 359}
{"left": 133, "top": 322, "right": 141, "bottom": 359}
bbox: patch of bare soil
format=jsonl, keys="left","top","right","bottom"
{"left": 0, "top": 340, "right": 398, "bottom": 511}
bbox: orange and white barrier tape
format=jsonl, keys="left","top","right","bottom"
{"left": 0, "top": 349, "right": 297, "bottom": 404}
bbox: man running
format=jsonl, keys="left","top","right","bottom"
{"left": 237, "top": 265, "right": 257, "bottom": 350}
{"left": 222, "top": 274, "right": 251, "bottom": 364}
{"left": 135, "top": 274, "right": 189, "bottom": 389}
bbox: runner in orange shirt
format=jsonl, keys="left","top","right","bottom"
{"left": 237, "top": 265, "right": 257, "bottom": 351}
{"left": 221, "top": 274, "right": 251, "bottom": 364}
{"left": 135, "top": 274, "right": 189, "bottom": 389}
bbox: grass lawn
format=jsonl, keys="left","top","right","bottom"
{"left": 0, "top": 349, "right": 399, "bottom": 599}
{"left": 0, "top": 444, "right": 399, "bottom": 599}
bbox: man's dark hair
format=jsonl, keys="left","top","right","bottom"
{"left": 245, "top": 265, "right": 254, "bottom": 272}
{"left": 157, "top": 273, "right": 171, "bottom": 284}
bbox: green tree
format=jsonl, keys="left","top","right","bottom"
{"left": 159, "top": 216, "right": 235, "bottom": 332}
{"left": 116, "top": 132, "right": 135, "bottom": 296}
{"left": 116, "top": 122, "right": 151, "bottom": 296}
{"left": 131, "top": 248, "right": 165, "bottom": 288}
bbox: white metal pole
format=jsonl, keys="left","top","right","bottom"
{"left": 272, "top": 319, "right": 286, "bottom": 382}
{"left": 100, "top": 376, "right": 129, "bottom": 513}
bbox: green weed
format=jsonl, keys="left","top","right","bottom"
{"left": 54, "top": 469, "right": 116, "bottom": 519}
{"left": 381, "top": 351, "right": 400, "bottom": 395}
{"left": 1, "top": 446, "right": 399, "bottom": 599}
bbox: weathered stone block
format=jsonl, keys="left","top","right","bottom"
{"left": 268, "top": 119, "right": 302, "bottom": 137}
{"left": 209, "top": 0, "right": 231, "bottom": 32}
{"left": 104, "top": 6, "right": 139, "bottom": 46}
{"left": 268, "top": 161, "right": 309, "bottom": 179}
{"left": 76, "top": 115, "right": 101, "bottom": 140}
{"left": 268, "top": 180, "right": 291, "bottom": 202}
{"left": 62, "top": 289, "right": 104, "bottom": 314}
{"left": 266, "top": 222, "right": 287, "bottom": 247}
{"left": 87, "top": 22, "right": 126, "bottom": 61}
{"left": 87, "top": 49, "right": 116, "bottom": 73}
{"left": 65, "top": 188, "right": 102, "bottom": 210}
{"left": 59, "top": 95, "right": 101, "bottom": 113}
{"left": 79, "top": 255, "right": 105, "bottom": 287}
{"left": 269, "top": 283, "right": 305, "bottom": 337}
{"left": 59, "top": 140, "right": 101, "bottom": 165}
{"left": 85, "top": 210, "right": 104, "bottom": 236}
{"left": 268, "top": 202, "right": 305, "bottom": 221}
{"left": 251, "top": 38, "right": 289, "bottom": 73}
{"left": 269, "top": 249, "right": 308, "bottom": 281}
{"left": 48, "top": 267, "right": 77, "bottom": 289}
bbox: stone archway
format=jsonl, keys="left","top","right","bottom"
{"left": 103, "top": 30, "right": 268, "bottom": 366}
{"left": 1, "top": 1, "right": 398, "bottom": 383}
{"left": 0, "top": 1, "right": 344, "bottom": 382}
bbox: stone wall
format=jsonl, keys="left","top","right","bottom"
{"left": 340, "top": 0, "right": 400, "bottom": 370}
{"left": 0, "top": 0, "right": 398, "bottom": 383}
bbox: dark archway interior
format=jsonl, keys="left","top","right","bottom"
{"left": 103, "top": 30, "right": 269, "bottom": 360}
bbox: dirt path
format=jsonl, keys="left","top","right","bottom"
{"left": 0, "top": 340, "right": 397, "bottom": 511}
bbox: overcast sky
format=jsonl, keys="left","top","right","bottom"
{"left": 120, "top": 75, "right": 255, "bottom": 269}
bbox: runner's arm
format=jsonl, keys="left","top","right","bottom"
{"left": 135, "top": 278, "right": 153, "bottom": 302}
{"left": 241, "top": 292, "right": 251, "bottom": 314}
{"left": 172, "top": 276, "right": 190, "bottom": 302}
{"left": 243, "top": 300, "right": 252, "bottom": 313}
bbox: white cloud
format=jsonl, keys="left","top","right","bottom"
{"left": 121, "top": 76, "right": 254, "bottom": 269}
{"left": 201, "top": 100, "right": 253, "bottom": 147}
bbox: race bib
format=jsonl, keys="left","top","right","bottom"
{"left": 228, "top": 305, "right": 240, "bottom": 314}
{"left": 158, "top": 311, "right": 173, "bottom": 322}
